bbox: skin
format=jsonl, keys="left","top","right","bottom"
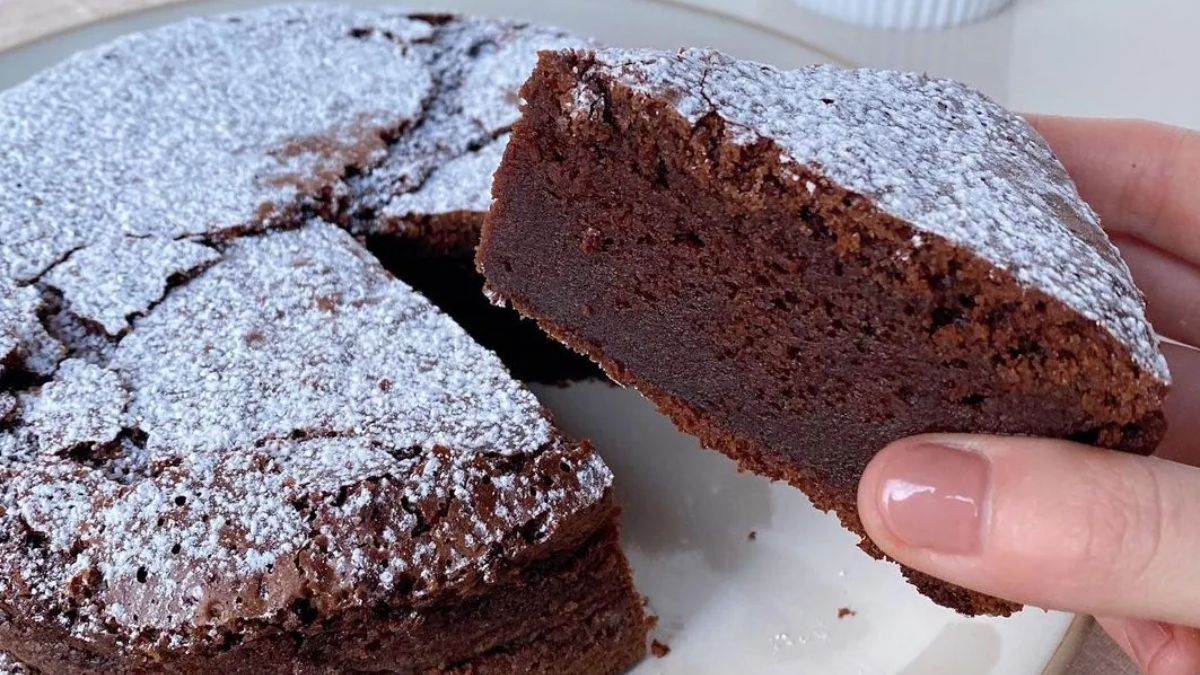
{"left": 857, "top": 116, "right": 1200, "bottom": 675}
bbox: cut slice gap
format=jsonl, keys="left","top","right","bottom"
{"left": 363, "top": 216, "right": 606, "bottom": 385}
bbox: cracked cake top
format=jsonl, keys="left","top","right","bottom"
{"left": 0, "top": 3, "right": 600, "bottom": 656}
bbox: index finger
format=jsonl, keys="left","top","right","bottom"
{"left": 1025, "top": 115, "right": 1200, "bottom": 266}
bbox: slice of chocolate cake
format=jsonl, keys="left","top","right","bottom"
{"left": 0, "top": 7, "right": 646, "bottom": 673}
{"left": 477, "top": 48, "right": 1171, "bottom": 616}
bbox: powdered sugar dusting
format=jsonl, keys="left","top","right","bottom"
{"left": 583, "top": 48, "right": 1169, "bottom": 382}
{"left": 40, "top": 299, "right": 117, "bottom": 366}
{"left": 92, "top": 450, "right": 312, "bottom": 631}
{"left": 44, "top": 237, "right": 221, "bottom": 336}
{"left": 98, "top": 436, "right": 152, "bottom": 485}
{"left": 0, "top": 394, "right": 16, "bottom": 423}
{"left": 0, "top": 430, "right": 36, "bottom": 469}
{"left": 0, "top": 218, "right": 610, "bottom": 644}
{"left": 0, "top": 653, "right": 28, "bottom": 674}
{"left": 0, "top": 333, "right": 15, "bottom": 372}
{"left": 116, "top": 221, "right": 553, "bottom": 456}
{"left": 257, "top": 435, "right": 406, "bottom": 493}
{"left": 0, "top": 3, "right": 433, "bottom": 289}
{"left": 28, "top": 359, "right": 127, "bottom": 456}
{"left": 10, "top": 462, "right": 115, "bottom": 556}
{"left": 383, "top": 135, "right": 510, "bottom": 219}
{"left": 0, "top": 281, "right": 64, "bottom": 377}
{"left": 350, "top": 19, "right": 589, "bottom": 229}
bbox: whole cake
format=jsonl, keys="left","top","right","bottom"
{"left": 477, "top": 48, "right": 1172, "bottom": 615}
{"left": 0, "top": 7, "right": 646, "bottom": 673}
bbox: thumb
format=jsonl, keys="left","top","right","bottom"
{"left": 857, "top": 434, "right": 1200, "bottom": 626}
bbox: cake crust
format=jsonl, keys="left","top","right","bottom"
{"left": 0, "top": 8, "right": 646, "bottom": 672}
{"left": 478, "top": 48, "right": 1170, "bottom": 616}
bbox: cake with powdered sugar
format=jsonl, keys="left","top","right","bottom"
{"left": 477, "top": 47, "right": 1171, "bottom": 616}
{"left": 0, "top": 7, "right": 645, "bottom": 673}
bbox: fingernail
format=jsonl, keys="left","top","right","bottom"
{"left": 877, "top": 443, "right": 991, "bottom": 555}
{"left": 1122, "top": 620, "right": 1171, "bottom": 669}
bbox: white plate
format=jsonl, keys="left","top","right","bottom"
{"left": 539, "top": 383, "right": 1079, "bottom": 675}
{"left": 0, "top": 2, "right": 1082, "bottom": 673}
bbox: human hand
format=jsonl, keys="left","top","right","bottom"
{"left": 856, "top": 116, "right": 1200, "bottom": 675}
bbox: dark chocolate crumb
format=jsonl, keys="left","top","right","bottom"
{"left": 650, "top": 639, "right": 671, "bottom": 658}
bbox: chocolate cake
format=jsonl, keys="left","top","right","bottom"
{"left": 0, "top": 8, "right": 646, "bottom": 672}
{"left": 477, "top": 48, "right": 1171, "bottom": 616}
